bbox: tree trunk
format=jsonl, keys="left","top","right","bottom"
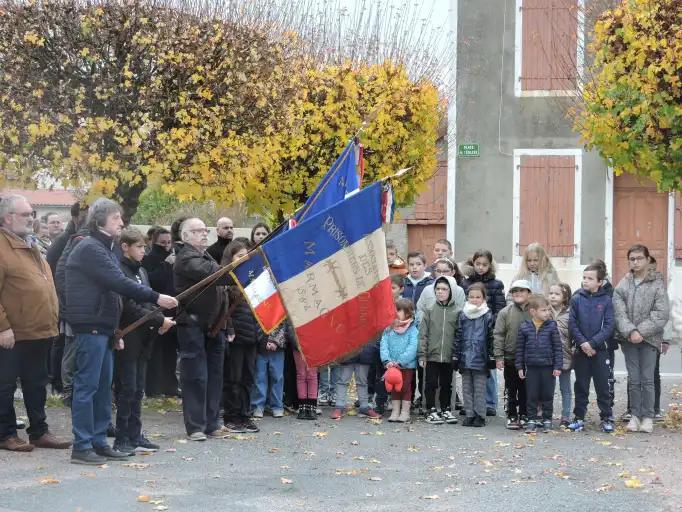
{"left": 116, "top": 178, "right": 147, "bottom": 225}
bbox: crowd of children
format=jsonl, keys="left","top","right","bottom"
{"left": 117, "top": 230, "right": 671, "bottom": 446}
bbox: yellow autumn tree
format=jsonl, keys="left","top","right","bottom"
{"left": 577, "top": 0, "right": 681, "bottom": 190}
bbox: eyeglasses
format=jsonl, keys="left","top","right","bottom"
{"left": 189, "top": 228, "right": 209, "bottom": 235}
{"left": 629, "top": 256, "right": 646, "bottom": 262}
{"left": 10, "top": 210, "right": 35, "bottom": 219}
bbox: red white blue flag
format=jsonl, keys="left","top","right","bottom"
{"left": 260, "top": 182, "right": 394, "bottom": 367}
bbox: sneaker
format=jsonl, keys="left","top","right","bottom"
{"left": 297, "top": 406, "right": 307, "bottom": 420}
{"left": 621, "top": 411, "right": 632, "bottom": 422}
{"left": 243, "top": 420, "right": 260, "bottom": 433}
{"left": 639, "top": 417, "right": 653, "bottom": 433}
{"left": 560, "top": 417, "right": 570, "bottom": 428}
{"left": 626, "top": 416, "right": 641, "bottom": 432}
{"left": 71, "top": 448, "right": 107, "bottom": 465}
{"left": 654, "top": 412, "right": 664, "bottom": 423}
{"left": 223, "top": 422, "right": 246, "bottom": 434}
{"left": 601, "top": 420, "right": 615, "bottom": 434}
{"left": 520, "top": 415, "right": 528, "bottom": 426}
{"left": 188, "top": 431, "right": 207, "bottom": 441}
{"left": 317, "top": 393, "right": 329, "bottom": 406}
{"left": 506, "top": 416, "right": 520, "bottom": 430}
{"left": 305, "top": 406, "right": 317, "bottom": 420}
{"left": 329, "top": 393, "right": 337, "bottom": 407}
{"left": 486, "top": 407, "right": 497, "bottom": 417}
{"left": 454, "top": 402, "right": 464, "bottom": 411}
{"left": 272, "top": 409, "right": 284, "bottom": 418}
{"left": 94, "top": 444, "right": 132, "bottom": 460}
{"left": 472, "top": 415, "right": 486, "bottom": 427}
{"left": 568, "top": 418, "right": 585, "bottom": 432}
{"left": 542, "top": 420, "right": 552, "bottom": 432}
{"left": 524, "top": 420, "right": 537, "bottom": 434}
{"left": 133, "top": 435, "right": 160, "bottom": 452}
{"left": 207, "top": 429, "right": 228, "bottom": 439}
{"left": 425, "top": 408, "right": 444, "bottom": 425}
{"left": 441, "top": 409, "right": 459, "bottom": 425}
{"left": 330, "top": 408, "right": 342, "bottom": 420}
{"left": 252, "top": 409, "right": 264, "bottom": 419}
{"left": 462, "top": 416, "right": 474, "bottom": 427}
{"left": 15, "top": 419, "right": 26, "bottom": 430}
{"left": 112, "top": 441, "right": 136, "bottom": 455}
{"left": 358, "top": 407, "right": 381, "bottom": 419}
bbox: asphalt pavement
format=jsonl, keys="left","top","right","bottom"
{"left": 1, "top": 377, "right": 681, "bottom": 512}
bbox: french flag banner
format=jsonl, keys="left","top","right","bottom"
{"left": 261, "top": 182, "right": 395, "bottom": 367}
{"left": 230, "top": 251, "right": 286, "bottom": 333}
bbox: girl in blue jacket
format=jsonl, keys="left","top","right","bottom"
{"left": 380, "top": 298, "right": 418, "bottom": 423}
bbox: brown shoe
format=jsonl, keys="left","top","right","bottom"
{"left": 0, "top": 435, "right": 34, "bottom": 452}
{"left": 31, "top": 432, "right": 72, "bottom": 449}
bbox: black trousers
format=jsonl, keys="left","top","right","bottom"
{"left": 114, "top": 357, "right": 147, "bottom": 443}
{"left": 50, "top": 334, "right": 65, "bottom": 392}
{"left": 525, "top": 366, "right": 555, "bottom": 421}
{"left": 0, "top": 339, "right": 50, "bottom": 441}
{"left": 223, "top": 343, "right": 257, "bottom": 423}
{"left": 424, "top": 362, "right": 453, "bottom": 411}
{"left": 573, "top": 350, "right": 612, "bottom": 421}
{"left": 504, "top": 361, "right": 527, "bottom": 418}
{"left": 177, "top": 326, "right": 225, "bottom": 435}
{"left": 145, "top": 329, "right": 179, "bottom": 397}
{"left": 282, "top": 343, "right": 299, "bottom": 409}
{"left": 373, "top": 351, "right": 388, "bottom": 408}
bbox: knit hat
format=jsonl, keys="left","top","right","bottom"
{"left": 509, "top": 279, "right": 532, "bottom": 292}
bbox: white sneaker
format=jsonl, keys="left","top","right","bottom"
{"left": 252, "top": 409, "right": 264, "bottom": 419}
{"left": 626, "top": 416, "right": 641, "bottom": 432}
{"left": 188, "top": 431, "right": 207, "bottom": 441}
{"left": 425, "top": 408, "right": 445, "bottom": 425}
{"left": 639, "top": 417, "right": 654, "bottom": 433}
{"left": 441, "top": 409, "right": 458, "bottom": 424}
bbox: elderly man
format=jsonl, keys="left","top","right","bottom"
{"left": 206, "top": 217, "right": 234, "bottom": 263}
{"left": 0, "top": 195, "right": 71, "bottom": 452}
{"left": 65, "top": 198, "right": 178, "bottom": 465}
{"left": 174, "top": 217, "right": 231, "bottom": 441}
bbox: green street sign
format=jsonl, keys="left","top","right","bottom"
{"left": 458, "top": 143, "right": 480, "bottom": 157}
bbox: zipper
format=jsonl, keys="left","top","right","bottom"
{"left": 440, "top": 304, "right": 446, "bottom": 362}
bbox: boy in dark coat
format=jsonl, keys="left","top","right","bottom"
{"left": 114, "top": 229, "right": 175, "bottom": 454}
{"left": 516, "top": 294, "right": 563, "bottom": 433}
{"left": 568, "top": 264, "right": 616, "bottom": 433}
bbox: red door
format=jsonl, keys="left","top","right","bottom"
{"left": 612, "top": 174, "right": 668, "bottom": 283}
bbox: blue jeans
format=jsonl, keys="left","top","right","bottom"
{"left": 558, "top": 370, "right": 572, "bottom": 420}
{"left": 251, "top": 350, "right": 285, "bottom": 413}
{"left": 485, "top": 370, "right": 499, "bottom": 409}
{"left": 318, "top": 366, "right": 340, "bottom": 396}
{"left": 71, "top": 334, "right": 113, "bottom": 451}
{"left": 336, "top": 364, "right": 369, "bottom": 409}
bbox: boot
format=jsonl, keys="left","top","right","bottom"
{"left": 297, "top": 404, "right": 307, "bottom": 420}
{"left": 397, "top": 400, "right": 411, "bottom": 423}
{"left": 305, "top": 399, "right": 316, "bottom": 420}
{"left": 388, "top": 400, "right": 401, "bottom": 422}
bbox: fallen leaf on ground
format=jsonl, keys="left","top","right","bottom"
{"left": 153, "top": 506, "right": 168, "bottom": 511}
{"left": 421, "top": 495, "right": 439, "bottom": 500}
{"left": 350, "top": 440, "right": 359, "bottom": 446}
{"left": 368, "top": 476, "right": 382, "bottom": 481}
{"left": 353, "top": 456, "right": 365, "bottom": 460}
{"left": 137, "top": 496, "right": 151, "bottom": 503}
{"left": 181, "top": 456, "right": 194, "bottom": 461}
{"left": 273, "top": 431, "right": 282, "bottom": 435}
{"left": 495, "top": 442, "right": 511, "bottom": 447}
{"left": 122, "top": 462, "right": 150, "bottom": 469}
{"left": 624, "top": 477, "right": 644, "bottom": 489}
{"left": 370, "top": 418, "right": 382, "bottom": 425}
{"left": 599, "top": 440, "right": 613, "bottom": 446}
{"left": 281, "top": 477, "right": 293, "bottom": 485}
{"left": 369, "top": 458, "right": 381, "bottom": 464}
{"left": 335, "top": 469, "right": 361, "bottom": 476}
{"left": 164, "top": 448, "right": 176, "bottom": 453}
{"left": 268, "top": 448, "right": 279, "bottom": 453}
{"left": 39, "top": 476, "right": 60, "bottom": 485}
{"left": 408, "top": 445, "right": 420, "bottom": 453}
{"left": 98, "top": 464, "right": 109, "bottom": 469}
{"left": 596, "top": 484, "right": 615, "bottom": 492}
{"left": 313, "top": 431, "right": 328, "bottom": 439}
{"left": 375, "top": 431, "right": 385, "bottom": 436}
{"left": 176, "top": 439, "right": 187, "bottom": 444}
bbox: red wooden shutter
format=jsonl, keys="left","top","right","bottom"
{"left": 521, "top": 0, "right": 578, "bottom": 91}
{"left": 519, "top": 155, "right": 575, "bottom": 256}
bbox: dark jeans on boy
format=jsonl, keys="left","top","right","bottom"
{"left": 424, "top": 362, "right": 452, "bottom": 411}
{"left": 573, "top": 350, "right": 612, "bottom": 420}
{"left": 524, "top": 365, "right": 555, "bottom": 421}
{"left": 504, "top": 361, "right": 526, "bottom": 419}
{"left": 0, "top": 340, "right": 50, "bottom": 442}
{"left": 114, "top": 357, "right": 147, "bottom": 444}
{"left": 223, "top": 343, "right": 257, "bottom": 425}
{"left": 177, "top": 326, "right": 225, "bottom": 435}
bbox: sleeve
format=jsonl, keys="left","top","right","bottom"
{"left": 591, "top": 300, "right": 615, "bottom": 349}
{"left": 78, "top": 244, "right": 159, "bottom": 304}
{"left": 397, "top": 327, "right": 419, "bottom": 367}
{"left": 568, "top": 296, "right": 588, "bottom": 347}
{"left": 46, "top": 233, "right": 68, "bottom": 276}
{"left": 380, "top": 329, "right": 390, "bottom": 364}
{"left": 493, "top": 283, "right": 507, "bottom": 316}
{"left": 415, "top": 288, "right": 427, "bottom": 325}
{"left": 486, "top": 314, "right": 495, "bottom": 362}
{"left": 515, "top": 324, "right": 526, "bottom": 370}
{"left": 0, "top": 261, "right": 10, "bottom": 332}
{"left": 175, "top": 253, "right": 221, "bottom": 283}
{"left": 121, "top": 296, "right": 164, "bottom": 331}
{"left": 551, "top": 324, "right": 563, "bottom": 371}
{"left": 493, "top": 307, "right": 507, "bottom": 360}
{"left": 453, "top": 285, "right": 466, "bottom": 311}
{"left": 452, "top": 314, "right": 461, "bottom": 362}
{"left": 635, "top": 284, "right": 670, "bottom": 339}
{"left": 417, "top": 309, "right": 430, "bottom": 361}
{"left": 613, "top": 286, "right": 637, "bottom": 337}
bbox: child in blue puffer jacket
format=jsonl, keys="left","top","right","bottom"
{"left": 380, "top": 298, "right": 418, "bottom": 423}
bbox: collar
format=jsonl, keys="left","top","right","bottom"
{"left": 0, "top": 227, "right": 32, "bottom": 249}
{"left": 91, "top": 228, "right": 115, "bottom": 250}
{"left": 121, "top": 256, "right": 142, "bottom": 272}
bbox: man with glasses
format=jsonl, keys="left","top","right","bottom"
{"left": 43, "top": 212, "right": 64, "bottom": 241}
{"left": 0, "top": 194, "right": 71, "bottom": 452}
{"left": 174, "top": 218, "right": 231, "bottom": 441}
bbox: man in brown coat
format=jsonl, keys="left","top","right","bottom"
{"left": 0, "top": 194, "right": 71, "bottom": 452}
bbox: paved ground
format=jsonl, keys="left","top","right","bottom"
{"left": 1, "top": 378, "right": 681, "bottom": 512}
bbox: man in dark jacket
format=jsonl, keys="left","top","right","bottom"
{"left": 174, "top": 217, "right": 230, "bottom": 441}
{"left": 568, "top": 264, "right": 616, "bottom": 433}
{"left": 65, "top": 198, "right": 177, "bottom": 465}
{"left": 206, "top": 217, "right": 234, "bottom": 263}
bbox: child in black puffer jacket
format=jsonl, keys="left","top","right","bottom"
{"left": 461, "top": 250, "right": 506, "bottom": 320}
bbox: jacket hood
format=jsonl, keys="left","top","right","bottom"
{"left": 434, "top": 275, "right": 459, "bottom": 307}
{"left": 460, "top": 259, "right": 498, "bottom": 280}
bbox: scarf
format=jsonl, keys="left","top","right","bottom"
{"left": 392, "top": 317, "right": 413, "bottom": 334}
{"left": 462, "top": 301, "right": 489, "bottom": 320}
